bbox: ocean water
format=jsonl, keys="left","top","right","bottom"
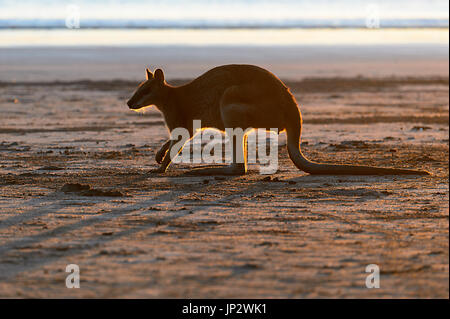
{"left": 0, "top": 0, "right": 448, "bottom": 29}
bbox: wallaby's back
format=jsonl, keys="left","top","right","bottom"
{"left": 178, "top": 64, "right": 298, "bottom": 130}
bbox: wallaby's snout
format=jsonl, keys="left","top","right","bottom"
{"left": 127, "top": 91, "right": 144, "bottom": 110}
{"left": 127, "top": 94, "right": 146, "bottom": 110}
{"left": 127, "top": 99, "right": 134, "bottom": 109}
{"left": 127, "top": 98, "right": 139, "bottom": 110}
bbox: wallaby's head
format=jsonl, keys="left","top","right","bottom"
{"left": 127, "top": 68, "right": 166, "bottom": 110}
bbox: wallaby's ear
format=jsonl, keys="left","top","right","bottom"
{"left": 146, "top": 68, "right": 153, "bottom": 80}
{"left": 154, "top": 69, "right": 164, "bottom": 83}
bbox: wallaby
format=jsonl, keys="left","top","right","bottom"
{"left": 127, "top": 64, "right": 429, "bottom": 176}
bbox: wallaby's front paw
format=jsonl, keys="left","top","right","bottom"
{"left": 155, "top": 151, "right": 165, "bottom": 164}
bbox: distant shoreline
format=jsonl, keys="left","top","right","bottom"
{"left": 1, "top": 17, "right": 449, "bottom": 29}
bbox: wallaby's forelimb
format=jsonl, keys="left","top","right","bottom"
{"left": 155, "top": 140, "right": 171, "bottom": 164}
{"left": 151, "top": 136, "right": 184, "bottom": 173}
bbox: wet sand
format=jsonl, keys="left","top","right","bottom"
{"left": 0, "top": 72, "right": 448, "bottom": 298}
{"left": 1, "top": 44, "right": 449, "bottom": 82}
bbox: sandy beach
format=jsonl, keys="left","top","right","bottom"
{"left": 0, "top": 42, "right": 448, "bottom": 298}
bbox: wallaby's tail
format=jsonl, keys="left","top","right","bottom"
{"left": 286, "top": 120, "right": 430, "bottom": 176}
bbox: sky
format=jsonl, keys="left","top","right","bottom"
{"left": 0, "top": 0, "right": 448, "bottom": 28}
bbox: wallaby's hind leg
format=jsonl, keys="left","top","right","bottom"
{"left": 186, "top": 103, "right": 252, "bottom": 176}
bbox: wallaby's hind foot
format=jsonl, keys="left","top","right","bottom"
{"left": 186, "top": 163, "right": 246, "bottom": 176}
